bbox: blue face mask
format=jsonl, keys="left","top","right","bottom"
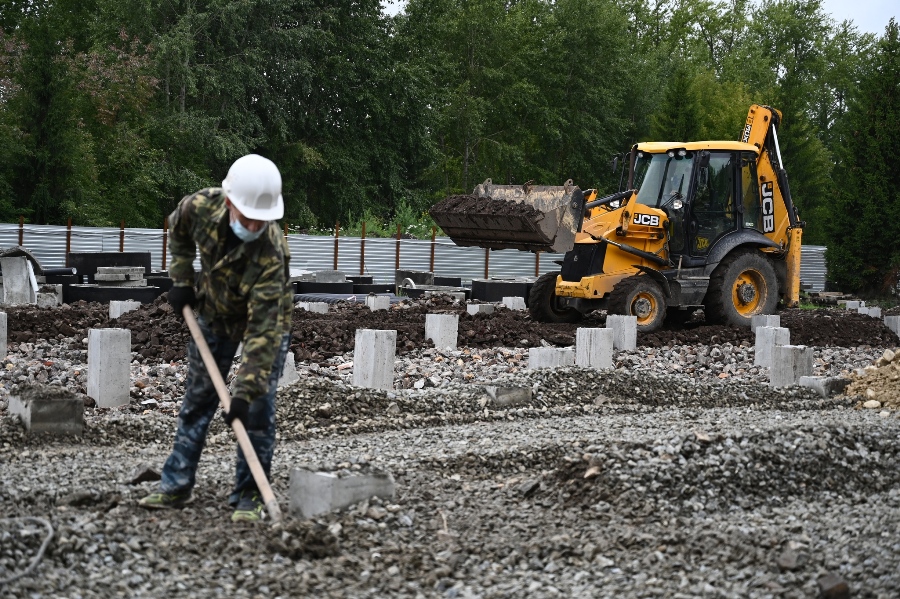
{"left": 230, "top": 219, "right": 266, "bottom": 242}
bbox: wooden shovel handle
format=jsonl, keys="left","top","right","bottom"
{"left": 182, "top": 306, "right": 282, "bottom": 523}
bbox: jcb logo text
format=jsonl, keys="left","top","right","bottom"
{"left": 761, "top": 182, "right": 775, "bottom": 232}
{"left": 633, "top": 214, "right": 659, "bottom": 227}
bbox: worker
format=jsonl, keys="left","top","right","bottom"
{"left": 139, "top": 154, "right": 294, "bottom": 522}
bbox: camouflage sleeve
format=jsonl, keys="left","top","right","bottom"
{"left": 230, "top": 252, "right": 289, "bottom": 403}
{"left": 168, "top": 194, "right": 198, "bottom": 287}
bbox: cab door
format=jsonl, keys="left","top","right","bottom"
{"left": 689, "top": 152, "right": 737, "bottom": 255}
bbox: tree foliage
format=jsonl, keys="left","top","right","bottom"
{"left": 0, "top": 0, "right": 898, "bottom": 293}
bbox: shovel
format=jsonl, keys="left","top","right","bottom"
{"left": 182, "top": 305, "right": 283, "bottom": 523}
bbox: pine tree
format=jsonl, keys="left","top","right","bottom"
{"left": 825, "top": 19, "right": 900, "bottom": 293}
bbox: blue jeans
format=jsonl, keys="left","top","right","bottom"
{"left": 159, "top": 319, "right": 291, "bottom": 506}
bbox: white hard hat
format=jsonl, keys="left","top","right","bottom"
{"left": 222, "top": 154, "right": 284, "bottom": 220}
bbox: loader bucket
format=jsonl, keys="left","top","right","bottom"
{"left": 429, "top": 179, "right": 584, "bottom": 254}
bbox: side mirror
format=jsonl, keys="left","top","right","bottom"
{"left": 610, "top": 155, "right": 619, "bottom": 174}
{"left": 698, "top": 167, "right": 709, "bottom": 190}
{"left": 698, "top": 151, "right": 711, "bottom": 168}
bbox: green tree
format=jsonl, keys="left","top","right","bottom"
{"left": 825, "top": 19, "right": 900, "bottom": 294}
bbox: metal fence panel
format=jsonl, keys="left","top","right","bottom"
{"left": 0, "top": 223, "right": 829, "bottom": 290}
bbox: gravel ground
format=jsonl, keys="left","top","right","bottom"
{"left": 1, "top": 303, "right": 899, "bottom": 598}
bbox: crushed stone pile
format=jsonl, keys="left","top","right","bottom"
{"left": 844, "top": 347, "right": 900, "bottom": 409}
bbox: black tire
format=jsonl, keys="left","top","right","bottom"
{"left": 606, "top": 275, "right": 667, "bottom": 332}
{"left": 528, "top": 272, "right": 582, "bottom": 323}
{"left": 703, "top": 250, "right": 779, "bottom": 326}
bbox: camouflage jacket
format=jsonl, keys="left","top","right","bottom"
{"left": 168, "top": 188, "right": 293, "bottom": 404}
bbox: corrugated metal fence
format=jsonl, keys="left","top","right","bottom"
{"left": 0, "top": 223, "right": 829, "bottom": 290}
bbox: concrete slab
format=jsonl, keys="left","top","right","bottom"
{"left": 605, "top": 315, "right": 637, "bottom": 351}
{"left": 484, "top": 385, "right": 532, "bottom": 407}
{"left": 770, "top": 345, "right": 814, "bottom": 388}
{"left": 575, "top": 328, "right": 614, "bottom": 370}
{"left": 754, "top": 326, "right": 790, "bottom": 368}
{"left": 845, "top": 301, "right": 860, "bottom": 310}
{"left": 110, "top": 300, "right": 141, "bottom": 319}
{"left": 466, "top": 303, "right": 495, "bottom": 316}
{"left": 365, "top": 295, "right": 390, "bottom": 311}
{"left": 750, "top": 314, "right": 780, "bottom": 334}
{"left": 1, "top": 256, "right": 38, "bottom": 305}
{"left": 315, "top": 270, "right": 347, "bottom": 283}
{"left": 87, "top": 328, "right": 132, "bottom": 408}
{"left": 97, "top": 266, "right": 146, "bottom": 276}
{"left": 502, "top": 296, "right": 526, "bottom": 310}
{"left": 278, "top": 352, "right": 300, "bottom": 388}
{"left": 352, "top": 329, "right": 397, "bottom": 390}
{"left": 425, "top": 314, "right": 459, "bottom": 351}
{"left": 8, "top": 384, "right": 83, "bottom": 435}
{"left": 289, "top": 468, "right": 396, "bottom": 519}
{"left": 296, "top": 301, "right": 329, "bottom": 314}
{"left": 425, "top": 290, "right": 466, "bottom": 302}
{"left": 528, "top": 347, "right": 575, "bottom": 369}
{"left": 798, "top": 376, "right": 850, "bottom": 397}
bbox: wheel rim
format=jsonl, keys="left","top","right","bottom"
{"left": 731, "top": 268, "right": 766, "bottom": 316}
{"left": 630, "top": 291, "right": 659, "bottom": 326}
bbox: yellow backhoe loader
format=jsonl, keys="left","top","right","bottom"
{"left": 430, "top": 104, "right": 804, "bottom": 331}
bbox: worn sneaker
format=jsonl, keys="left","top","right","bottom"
{"left": 138, "top": 491, "right": 192, "bottom": 509}
{"left": 231, "top": 490, "right": 265, "bottom": 522}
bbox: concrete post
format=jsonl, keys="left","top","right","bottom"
{"left": 1, "top": 257, "right": 37, "bottom": 305}
{"left": 750, "top": 314, "right": 780, "bottom": 334}
{"left": 770, "top": 345, "right": 814, "bottom": 388}
{"left": 575, "top": 328, "right": 615, "bottom": 370}
{"left": 352, "top": 329, "right": 397, "bottom": 390}
{"left": 8, "top": 387, "right": 84, "bottom": 435}
{"left": 885, "top": 315, "right": 900, "bottom": 336}
{"left": 110, "top": 300, "right": 142, "bottom": 319}
{"left": 754, "top": 326, "right": 790, "bottom": 368}
{"left": 365, "top": 295, "right": 390, "bottom": 312}
{"left": 466, "top": 303, "right": 495, "bottom": 316}
{"left": 502, "top": 296, "right": 526, "bottom": 310}
{"left": 0, "top": 312, "right": 6, "bottom": 359}
{"left": 605, "top": 315, "right": 637, "bottom": 351}
{"left": 425, "top": 314, "right": 459, "bottom": 351}
{"left": 296, "top": 301, "right": 329, "bottom": 314}
{"left": 87, "top": 328, "right": 132, "bottom": 408}
{"left": 528, "top": 347, "right": 575, "bottom": 369}
{"left": 278, "top": 352, "right": 300, "bottom": 388}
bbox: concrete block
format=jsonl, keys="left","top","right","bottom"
{"left": 798, "top": 376, "right": 850, "bottom": 397}
{"left": 885, "top": 315, "right": 900, "bottom": 336}
{"left": 484, "top": 385, "right": 532, "bottom": 407}
{"left": 605, "top": 315, "right": 637, "bottom": 351}
{"left": 754, "top": 326, "right": 790, "bottom": 368}
{"left": 87, "top": 328, "right": 132, "bottom": 408}
{"left": 289, "top": 468, "right": 396, "bottom": 519}
{"left": 1, "top": 257, "right": 38, "bottom": 305}
{"left": 575, "top": 328, "right": 614, "bottom": 370}
{"left": 502, "top": 296, "right": 526, "bottom": 310}
{"left": 770, "top": 345, "right": 814, "bottom": 388}
{"left": 278, "top": 352, "right": 300, "bottom": 388}
{"left": 844, "top": 301, "right": 860, "bottom": 310}
{"left": 110, "top": 300, "right": 141, "bottom": 319}
{"left": 0, "top": 312, "right": 6, "bottom": 358}
{"left": 36, "top": 291, "right": 58, "bottom": 308}
{"left": 860, "top": 306, "right": 882, "bottom": 318}
{"left": 315, "top": 270, "right": 347, "bottom": 283}
{"left": 425, "top": 313, "right": 459, "bottom": 351}
{"left": 466, "top": 303, "right": 495, "bottom": 316}
{"left": 8, "top": 385, "right": 83, "bottom": 435}
{"left": 296, "top": 301, "right": 329, "bottom": 314}
{"left": 352, "top": 329, "right": 397, "bottom": 390}
{"left": 395, "top": 269, "right": 434, "bottom": 288}
{"left": 365, "top": 295, "right": 390, "bottom": 312}
{"left": 528, "top": 347, "right": 575, "bottom": 369}
{"left": 750, "top": 314, "right": 780, "bottom": 333}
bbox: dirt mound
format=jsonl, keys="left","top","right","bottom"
{"left": 844, "top": 348, "right": 900, "bottom": 408}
